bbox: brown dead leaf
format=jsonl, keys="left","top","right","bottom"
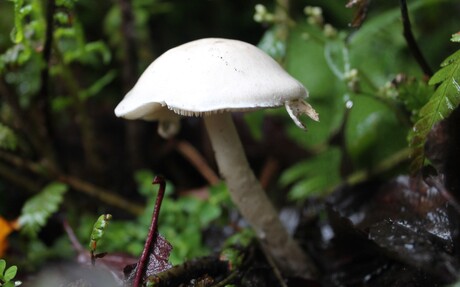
{"left": 0, "top": 217, "right": 19, "bottom": 257}
{"left": 346, "top": 0, "right": 370, "bottom": 28}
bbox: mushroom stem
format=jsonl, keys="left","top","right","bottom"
{"left": 204, "top": 113, "right": 316, "bottom": 277}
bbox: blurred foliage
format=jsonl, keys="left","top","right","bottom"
{"left": 0, "top": 0, "right": 459, "bottom": 278}
{"left": 18, "top": 182, "right": 67, "bottom": 238}
{"left": 76, "top": 170, "right": 231, "bottom": 265}
{"left": 0, "top": 123, "right": 17, "bottom": 151}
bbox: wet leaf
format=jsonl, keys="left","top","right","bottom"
{"left": 124, "top": 233, "right": 172, "bottom": 284}
{"left": 324, "top": 175, "right": 459, "bottom": 284}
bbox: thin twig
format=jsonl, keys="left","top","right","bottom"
{"left": 146, "top": 257, "right": 228, "bottom": 287}
{"left": 119, "top": 0, "right": 139, "bottom": 89}
{"left": 0, "top": 150, "right": 144, "bottom": 215}
{"left": 176, "top": 140, "right": 220, "bottom": 185}
{"left": 0, "top": 79, "right": 46, "bottom": 158}
{"left": 0, "top": 161, "right": 40, "bottom": 193}
{"left": 36, "top": 0, "right": 59, "bottom": 167}
{"left": 259, "top": 157, "right": 279, "bottom": 190}
{"left": 118, "top": 0, "right": 149, "bottom": 169}
{"left": 259, "top": 243, "right": 288, "bottom": 287}
{"left": 58, "top": 175, "right": 144, "bottom": 215}
{"left": 336, "top": 147, "right": 412, "bottom": 192}
{"left": 275, "top": 0, "right": 291, "bottom": 64}
{"left": 52, "top": 44, "right": 104, "bottom": 172}
{"left": 400, "top": 0, "right": 432, "bottom": 77}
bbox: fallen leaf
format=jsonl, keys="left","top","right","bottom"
{"left": 0, "top": 217, "right": 18, "bottom": 257}
{"left": 346, "top": 0, "right": 370, "bottom": 28}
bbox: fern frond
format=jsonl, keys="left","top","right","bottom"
{"left": 410, "top": 49, "right": 460, "bottom": 172}
{"left": 18, "top": 182, "right": 68, "bottom": 237}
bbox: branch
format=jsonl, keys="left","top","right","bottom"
{"left": 145, "top": 257, "right": 228, "bottom": 287}
{"left": 0, "top": 161, "right": 40, "bottom": 193}
{"left": 338, "top": 147, "right": 411, "bottom": 191}
{"left": 118, "top": 0, "right": 149, "bottom": 169}
{"left": 53, "top": 44, "right": 105, "bottom": 172}
{"left": 58, "top": 175, "right": 144, "bottom": 216}
{"left": 400, "top": 0, "right": 433, "bottom": 77}
{"left": 35, "top": 0, "right": 59, "bottom": 166}
{"left": 175, "top": 140, "right": 220, "bottom": 185}
{"left": 0, "top": 79, "right": 46, "bottom": 157}
{"left": 119, "top": 0, "right": 138, "bottom": 89}
{"left": 0, "top": 151, "right": 144, "bottom": 215}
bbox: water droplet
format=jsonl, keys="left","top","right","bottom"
{"left": 346, "top": 100, "right": 353, "bottom": 109}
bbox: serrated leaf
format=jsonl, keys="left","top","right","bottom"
{"left": 18, "top": 182, "right": 68, "bottom": 237}
{"left": 410, "top": 48, "right": 460, "bottom": 172}
{"left": 3, "top": 265, "right": 17, "bottom": 281}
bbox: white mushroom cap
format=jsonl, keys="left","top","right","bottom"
{"left": 115, "top": 38, "right": 318, "bottom": 137}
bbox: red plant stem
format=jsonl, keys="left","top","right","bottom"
{"left": 133, "top": 176, "right": 166, "bottom": 287}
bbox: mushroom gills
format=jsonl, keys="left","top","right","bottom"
{"left": 285, "top": 99, "right": 319, "bottom": 130}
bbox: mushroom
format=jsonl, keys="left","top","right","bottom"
{"left": 115, "top": 38, "right": 319, "bottom": 277}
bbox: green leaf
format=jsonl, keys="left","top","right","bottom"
{"left": 0, "top": 123, "right": 18, "bottom": 150}
{"left": 18, "top": 182, "right": 68, "bottom": 237}
{"left": 397, "top": 79, "right": 434, "bottom": 122}
{"left": 346, "top": 96, "right": 408, "bottom": 169}
{"left": 0, "top": 259, "right": 6, "bottom": 274}
{"left": 197, "top": 202, "right": 221, "bottom": 226}
{"left": 78, "top": 70, "right": 117, "bottom": 101}
{"left": 451, "top": 32, "right": 460, "bottom": 43}
{"left": 258, "top": 28, "right": 286, "bottom": 62}
{"left": 280, "top": 148, "right": 341, "bottom": 200}
{"left": 349, "top": 0, "right": 446, "bottom": 89}
{"left": 89, "top": 214, "right": 112, "bottom": 252}
{"left": 11, "top": 0, "right": 25, "bottom": 44}
{"left": 284, "top": 23, "right": 346, "bottom": 148}
{"left": 243, "top": 111, "right": 265, "bottom": 141}
{"left": 3, "top": 265, "right": 17, "bottom": 282}
{"left": 410, "top": 48, "right": 460, "bottom": 172}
